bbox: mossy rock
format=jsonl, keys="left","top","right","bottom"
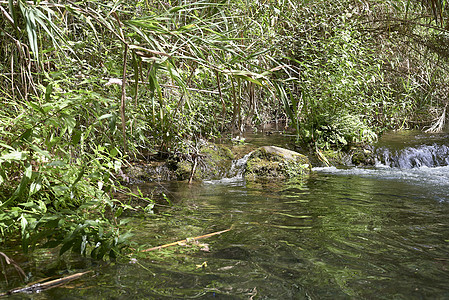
{"left": 175, "top": 143, "right": 235, "bottom": 181}
{"left": 351, "top": 147, "right": 375, "bottom": 166}
{"left": 317, "top": 149, "right": 351, "bottom": 167}
{"left": 245, "top": 146, "right": 311, "bottom": 181}
{"left": 175, "top": 160, "right": 193, "bottom": 181}
{"left": 125, "top": 161, "right": 177, "bottom": 182}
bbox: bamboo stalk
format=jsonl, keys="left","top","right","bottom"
{"left": 215, "top": 70, "right": 225, "bottom": 131}
{"left": 141, "top": 227, "right": 232, "bottom": 252}
{"left": 0, "top": 271, "right": 92, "bottom": 297}
{"left": 113, "top": 12, "right": 129, "bottom": 154}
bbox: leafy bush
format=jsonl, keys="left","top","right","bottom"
{"left": 0, "top": 81, "right": 135, "bottom": 259}
{"left": 300, "top": 112, "right": 377, "bottom": 150}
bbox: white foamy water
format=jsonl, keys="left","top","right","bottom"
{"left": 375, "top": 144, "right": 449, "bottom": 168}
{"left": 313, "top": 165, "right": 449, "bottom": 188}
{"left": 203, "top": 152, "right": 252, "bottom": 185}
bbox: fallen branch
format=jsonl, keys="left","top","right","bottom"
{"left": 141, "top": 227, "right": 232, "bottom": 252}
{"left": 0, "top": 252, "right": 25, "bottom": 284}
{"left": 0, "top": 271, "right": 92, "bottom": 297}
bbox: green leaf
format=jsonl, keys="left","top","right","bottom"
{"left": 45, "top": 83, "right": 53, "bottom": 102}
{"left": 60, "top": 239, "right": 75, "bottom": 256}
{"left": 51, "top": 185, "right": 69, "bottom": 196}
{"left": 98, "top": 114, "right": 114, "bottom": 121}
{"left": 20, "top": 128, "right": 33, "bottom": 141}
{"left": 115, "top": 207, "right": 123, "bottom": 218}
{"left": 30, "top": 144, "right": 51, "bottom": 159}
{"left": 80, "top": 235, "right": 88, "bottom": 255}
{"left": 28, "top": 101, "right": 45, "bottom": 114}
{"left": 7, "top": 163, "right": 33, "bottom": 205}
{"left": 71, "top": 130, "right": 82, "bottom": 145}
{"left": 116, "top": 231, "right": 133, "bottom": 245}
{"left": 22, "top": 5, "right": 39, "bottom": 58}
{"left": 48, "top": 160, "right": 67, "bottom": 167}
{"left": 0, "top": 151, "right": 26, "bottom": 162}
{"left": 71, "top": 167, "right": 85, "bottom": 188}
{"left": 110, "top": 147, "right": 119, "bottom": 157}
{"left": 0, "top": 143, "right": 15, "bottom": 151}
{"left": 19, "top": 214, "right": 28, "bottom": 236}
{"left": 25, "top": 163, "right": 32, "bottom": 178}
{"left": 8, "top": 0, "right": 18, "bottom": 29}
{"left": 62, "top": 115, "right": 76, "bottom": 135}
{"left": 29, "top": 176, "right": 42, "bottom": 196}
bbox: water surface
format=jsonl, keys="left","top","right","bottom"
{"left": 2, "top": 131, "right": 449, "bottom": 299}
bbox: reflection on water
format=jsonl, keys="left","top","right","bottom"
{"left": 3, "top": 131, "right": 449, "bottom": 299}
{"left": 6, "top": 172, "right": 447, "bottom": 299}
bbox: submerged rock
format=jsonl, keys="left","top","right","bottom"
{"left": 245, "top": 146, "right": 311, "bottom": 180}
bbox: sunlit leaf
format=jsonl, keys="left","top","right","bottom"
{"left": 29, "top": 176, "right": 42, "bottom": 196}
{"left": 0, "top": 151, "right": 26, "bottom": 162}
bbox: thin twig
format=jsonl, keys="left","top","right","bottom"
{"left": 141, "top": 227, "right": 232, "bottom": 252}
{"left": 188, "top": 155, "right": 198, "bottom": 184}
{"left": 0, "top": 271, "right": 92, "bottom": 297}
{"left": 0, "top": 253, "right": 24, "bottom": 284}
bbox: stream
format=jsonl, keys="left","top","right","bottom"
{"left": 2, "top": 130, "right": 449, "bottom": 299}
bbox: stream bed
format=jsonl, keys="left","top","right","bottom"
{"left": 2, "top": 130, "right": 449, "bottom": 299}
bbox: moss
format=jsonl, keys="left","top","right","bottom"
{"left": 200, "top": 144, "right": 234, "bottom": 161}
{"left": 246, "top": 157, "right": 284, "bottom": 180}
{"left": 175, "top": 161, "right": 192, "bottom": 180}
{"left": 245, "top": 146, "right": 311, "bottom": 181}
{"left": 351, "top": 148, "right": 375, "bottom": 166}
{"left": 319, "top": 149, "right": 349, "bottom": 166}
{"left": 184, "top": 144, "right": 233, "bottom": 180}
{"left": 170, "top": 143, "right": 236, "bottom": 181}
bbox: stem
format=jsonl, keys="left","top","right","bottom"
{"left": 215, "top": 70, "right": 225, "bottom": 131}
{"left": 120, "top": 43, "right": 129, "bottom": 154}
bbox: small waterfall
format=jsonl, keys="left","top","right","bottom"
{"left": 315, "top": 132, "right": 449, "bottom": 191}
{"left": 204, "top": 152, "right": 252, "bottom": 185}
{"left": 375, "top": 144, "right": 449, "bottom": 169}
{"left": 228, "top": 152, "right": 252, "bottom": 178}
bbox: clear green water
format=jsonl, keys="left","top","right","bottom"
{"left": 3, "top": 131, "right": 449, "bottom": 299}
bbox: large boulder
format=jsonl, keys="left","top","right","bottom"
{"left": 245, "top": 146, "right": 311, "bottom": 180}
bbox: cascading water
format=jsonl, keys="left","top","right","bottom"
{"left": 315, "top": 131, "right": 449, "bottom": 201}
{"left": 228, "top": 152, "right": 252, "bottom": 177}
{"left": 204, "top": 152, "right": 252, "bottom": 185}
{"left": 374, "top": 144, "right": 449, "bottom": 168}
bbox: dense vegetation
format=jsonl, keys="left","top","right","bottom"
{"left": 0, "top": 0, "right": 448, "bottom": 259}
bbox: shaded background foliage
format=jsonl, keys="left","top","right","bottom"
{"left": 0, "top": 0, "right": 449, "bottom": 258}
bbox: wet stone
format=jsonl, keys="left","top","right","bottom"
{"left": 245, "top": 146, "right": 311, "bottom": 180}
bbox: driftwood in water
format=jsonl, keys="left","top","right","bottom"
{"left": 0, "top": 271, "right": 92, "bottom": 297}
{"left": 0, "top": 252, "right": 25, "bottom": 284}
{"left": 141, "top": 227, "right": 232, "bottom": 252}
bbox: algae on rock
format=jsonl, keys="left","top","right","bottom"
{"left": 175, "top": 143, "right": 235, "bottom": 181}
{"left": 245, "top": 146, "right": 311, "bottom": 180}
